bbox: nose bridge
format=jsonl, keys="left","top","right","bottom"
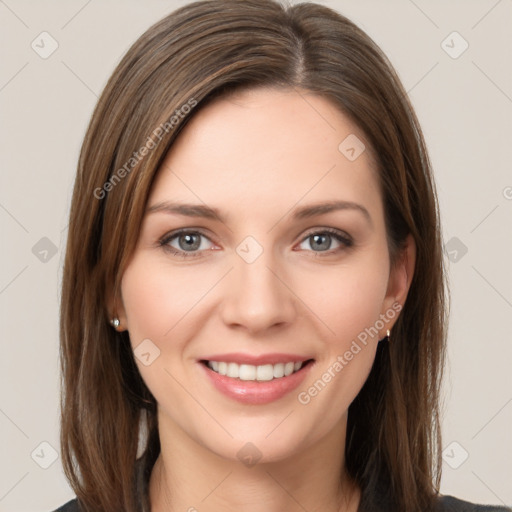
{"left": 220, "top": 237, "right": 296, "bottom": 332}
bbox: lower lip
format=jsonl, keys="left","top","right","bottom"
{"left": 199, "top": 361, "right": 314, "bottom": 405}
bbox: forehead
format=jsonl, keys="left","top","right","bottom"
{"left": 149, "top": 87, "right": 382, "bottom": 225}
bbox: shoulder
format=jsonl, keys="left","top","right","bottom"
{"left": 51, "top": 498, "right": 81, "bottom": 512}
{"left": 438, "top": 494, "right": 512, "bottom": 512}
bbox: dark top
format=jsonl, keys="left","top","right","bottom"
{"left": 52, "top": 453, "right": 512, "bottom": 512}
{"left": 53, "top": 492, "right": 512, "bottom": 511}
{"left": 53, "top": 495, "right": 512, "bottom": 512}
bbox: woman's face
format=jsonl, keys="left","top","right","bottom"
{"left": 116, "top": 87, "right": 412, "bottom": 463}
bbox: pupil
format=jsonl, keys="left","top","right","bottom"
{"left": 312, "top": 234, "right": 330, "bottom": 251}
{"left": 180, "top": 234, "right": 200, "bottom": 251}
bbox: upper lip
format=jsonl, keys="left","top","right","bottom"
{"left": 199, "top": 353, "right": 314, "bottom": 365}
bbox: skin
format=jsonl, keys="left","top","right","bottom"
{"left": 111, "top": 87, "right": 416, "bottom": 511}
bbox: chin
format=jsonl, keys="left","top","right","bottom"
{"left": 192, "top": 415, "right": 322, "bottom": 467}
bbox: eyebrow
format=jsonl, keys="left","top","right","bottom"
{"left": 146, "top": 199, "right": 372, "bottom": 226}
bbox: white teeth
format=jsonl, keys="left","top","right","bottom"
{"left": 273, "top": 363, "right": 284, "bottom": 378}
{"left": 284, "top": 362, "right": 294, "bottom": 376}
{"left": 256, "top": 364, "right": 274, "bottom": 381}
{"left": 206, "top": 360, "right": 305, "bottom": 381}
{"left": 227, "top": 362, "right": 238, "bottom": 378}
{"left": 239, "top": 364, "right": 256, "bottom": 381}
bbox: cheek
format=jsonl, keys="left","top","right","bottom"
{"left": 296, "top": 288, "right": 384, "bottom": 431}
{"left": 295, "top": 254, "right": 389, "bottom": 345}
{"left": 120, "top": 257, "right": 216, "bottom": 343}
{"left": 293, "top": 255, "right": 389, "bottom": 421}
{"left": 119, "top": 257, "right": 211, "bottom": 407}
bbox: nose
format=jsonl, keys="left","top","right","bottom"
{"left": 219, "top": 249, "right": 297, "bottom": 334}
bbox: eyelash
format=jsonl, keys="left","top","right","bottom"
{"left": 158, "top": 227, "right": 353, "bottom": 259}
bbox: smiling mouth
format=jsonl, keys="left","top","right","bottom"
{"left": 200, "top": 359, "right": 314, "bottom": 382}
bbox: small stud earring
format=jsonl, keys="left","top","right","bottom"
{"left": 386, "top": 329, "right": 391, "bottom": 341}
{"left": 110, "top": 318, "right": 120, "bottom": 329}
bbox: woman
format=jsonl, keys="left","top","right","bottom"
{"left": 55, "top": 1, "right": 511, "bottom": 511}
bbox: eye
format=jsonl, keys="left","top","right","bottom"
{"left": 159, "top": 229, "right": 215, "bottom": 258}
{"left": 159, "top": 227, "right": 353, "bottom": 259}
{"left": 296, "top": 228, "right": 353, "bottom": 255}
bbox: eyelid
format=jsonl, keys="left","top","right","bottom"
{"left": 299, "top": 226, "right": 352, "bottom": 244}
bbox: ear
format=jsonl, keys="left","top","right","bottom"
{"left": 380, "top": 233, "right": 416, "bottom": 336}
{"left": 106, "top": 287, "right": 128, "bottom": 332}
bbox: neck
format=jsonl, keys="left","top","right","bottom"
{"left": 148, "top": 411, "right": 360, "bottom": 512}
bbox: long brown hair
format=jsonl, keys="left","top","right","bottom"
{"left": 59, "top": 1, "right": 447, "bottom": 510}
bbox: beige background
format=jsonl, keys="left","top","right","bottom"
{"left": 1, "top": 0, "right": 511, "bottom": 510}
